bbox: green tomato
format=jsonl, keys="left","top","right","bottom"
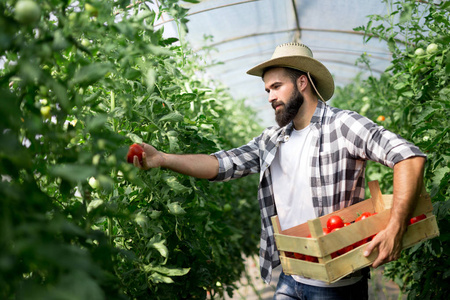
{"left": 97, "top": 139, "right": 106, "bottom": 150}
{"left": 223, "top": 204, "right": 232, "bottom": 212}
{"left": 85, "top": 3, "right": 98, "bottom": 17}
{"left": 414, "top": 48, "right": 425, "bottom": 56}
{"left": 81, "top": 38, "right": 90, "bottom": 47}
{"left": 106, "top": 155, "right": 117, "bottom": 166}
{"left": 14, "top": 0, "right": 41, "bottom": 24}
{"left": 88, "top": 177, "right": 99, "bottom": 189}
{"left": 426, "top": 43, "right": 438, "bottom": 55}
{"left": 40, "top": 106, "right": 51, "bottom": 119}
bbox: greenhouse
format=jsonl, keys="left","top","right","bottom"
{"left": 1, "top": 0, "right": 448, "bottom": 299}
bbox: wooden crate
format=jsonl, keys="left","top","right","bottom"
{"left": 271, "top": 180, "right": 440, "bottom": 283}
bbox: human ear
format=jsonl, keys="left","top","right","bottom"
{"left": 296, "top": 75, "right": 308, "bottom": 92}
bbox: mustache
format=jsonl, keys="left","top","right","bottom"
{"left": 272, "top": 101, "right": 284, "bottom": 110}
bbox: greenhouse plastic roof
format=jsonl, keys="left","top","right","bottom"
{"left": 157, "top": 0, "right": 394, "bottom": 127}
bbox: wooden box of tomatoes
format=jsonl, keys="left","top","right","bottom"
{"left": 271, "top": 180, "right": 440, "bottom": 283}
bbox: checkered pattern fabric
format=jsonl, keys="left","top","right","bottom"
{"left": 211, "top": 100, "right": 425, "bottom": 284}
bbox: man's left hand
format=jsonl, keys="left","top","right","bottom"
{"left": 363, "top": 222, "right": 405, "bottom": 268}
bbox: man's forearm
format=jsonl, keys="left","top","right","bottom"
{"left": 364, "top": 156, "right": 426, "bottom": 267}
{"left": 390, "top": 156, "right": 426, "bottom": 231}
{"left": 161, "top": 153, "right": 220, "bottom": 180}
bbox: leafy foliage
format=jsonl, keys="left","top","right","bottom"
{"left": 0, "top": 0, "right": 261, "bottom": 299}
{"left": 332, "top": 0, "right": 449, "bottom": 298}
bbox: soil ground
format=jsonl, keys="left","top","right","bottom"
{"left": 224, "top": 256, "right": 407, "bottom": 300}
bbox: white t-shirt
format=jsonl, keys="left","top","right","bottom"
{"left": 271, "top": 125, "right": 316, "bottom": 231}
{"left": 271, "top": 125, "right": 362, "bottom": 287}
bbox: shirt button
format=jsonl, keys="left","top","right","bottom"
{"left": 284, "top": 136, "right": 289, "bottom": 142}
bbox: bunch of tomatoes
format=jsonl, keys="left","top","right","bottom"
{"left": 285, "top": 212, "right": 427, "bottom": 263}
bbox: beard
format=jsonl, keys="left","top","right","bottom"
{"left": 273, "top": 88, "right": 304, "bottom": 127}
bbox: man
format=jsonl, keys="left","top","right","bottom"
{"left": 133, "top": 43, "right": 426, "bottom": 299}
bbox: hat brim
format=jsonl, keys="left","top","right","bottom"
{"left": 247, "top": 56, "right": 335, "bottom": 101}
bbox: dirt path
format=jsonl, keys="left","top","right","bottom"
{"left": 225, "top": 256, "right": 407, "bottom": 300}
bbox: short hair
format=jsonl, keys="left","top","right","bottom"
{"left": 262, "top": 67, "right": 318, "bottom": 95}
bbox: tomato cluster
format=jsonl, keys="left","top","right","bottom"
{"left": 285, "top": 211, "right": 429, "bottom": 262}
{"left": 286, "top": 212, "right": 378, "bottom": 262}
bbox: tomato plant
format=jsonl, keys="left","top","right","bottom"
{"left": 0, "top": 0, "right": 263, "bottom": 299}
{"left": 333, "top": 0, "right": 449, "bottom": 298}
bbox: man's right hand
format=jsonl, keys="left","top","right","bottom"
{"left": 133, "top": 143, "right": 164, "bottom": 170}
{"left": 130, "top": 143, "right": 219, "bottom": 179}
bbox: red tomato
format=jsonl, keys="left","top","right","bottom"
{"left": 353, "top": 238, "right": 369, "bottom": 248}
{"left": 303, "top": 229, "right": 330, "bottom": 262}
{"left": 327, "top": 215, "right": 344, "bottom": 231}
{"left": 337, "top": 244, "right": 353, "bottom": 256}
{"left": 329, "top": 227, "right": 353, "bottom": 256}
{"left": 409, "top": 214, "right": 426, "bottom": 225}
{"left": 304, "top": 255, "right": 318, "bottom": 263}
{"left": 285, "top": 252, "right": 295, "bottom": 258}
{"left": 294, "top": 252, "right": 305, "bottom": 260}
{"left": 343, "top": 222, "right": 351, "bottom": 227}
{"left": 306, "top": 228, "right": 330, "bottom": 237}
{"left": 127, "top": 143, "right": 144, "bottom": 164}
{"left": 355, "top": 212, "right": 372, "bottom": 222}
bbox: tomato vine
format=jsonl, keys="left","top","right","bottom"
{"left": 0, "top": 1, "right": 262, "bottom": 299}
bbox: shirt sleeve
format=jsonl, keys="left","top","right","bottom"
{"left": 209, "top": 135, "right": 262, "bottom": 182}
{"left": 340, "top": 111, "right": 426, "bottom": 168}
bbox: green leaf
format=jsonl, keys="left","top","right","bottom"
{"left": 412, "top": 106, "right": 436, "bottom": 125}
{"left": 87, "top": 114, "right": 108, "bottom": 130}
{"left": 124, "top": 68, "right": 141, "bottom": 80}
{"left": 148, "top": 236, "right": 168, "bottom": 259}
{"left": 70, "top": 63, "right": 112, "bottom": 87}
{"left": 87, "top": 199, "right": 104, "bottom": 213}
{"left": 399, "top": 3, "right": 413, "bottom": 23}
{"left": 151, "top": 266, "right": 190, "bottom": 276}
{"left": 127, "top": 133, "right": 143, "bottom": 144}
{"left": 148, "top": 272, "right": 174, "bottom": 284}
{"left": 164, "top": 175, "right": 192, "bottom": 194}
{"left": 50, "top": 164, "right": 96, "bottom": 182}
{"left": 167, "top": 202, "right": 186, "bottom": 215}
{"left": 393, "top": 81, "right": 407, "bottom": 90}
{"left": 145, "top": 68, "right": 156, "bottom": 91}
{"left": 160, "top": 112, "right": 184, "bottom": 123}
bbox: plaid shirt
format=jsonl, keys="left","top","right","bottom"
{"left": 211, "top": 100, "right": 425, "bottom": 283}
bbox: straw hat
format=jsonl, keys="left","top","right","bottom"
{"left": 247, "top": 43, "right": 335, "bottom": 101}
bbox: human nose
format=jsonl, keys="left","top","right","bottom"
{"left": 268, "top": 90, "right": 277, "bottom": 103}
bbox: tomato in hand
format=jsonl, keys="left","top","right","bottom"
{"left": 327, "top": 215, "right": 344, "bottom": 231}
{"left": 409, "top": 214, "right": 426, "bottom": 225}
{"left": 127, "top": 143, "right": 144, "bottom": 164}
